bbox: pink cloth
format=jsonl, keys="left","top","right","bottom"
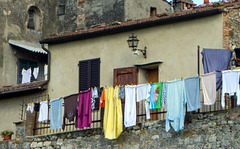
{"left": 77, "top": 90, "right": 92, "bottom": 128}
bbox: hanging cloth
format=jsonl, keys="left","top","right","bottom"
{"left": 166, "top": 79, "right": 186, "bottom": 132}
{"left": 161, "top": 82, "right": 167, "bottom": 109}
{"left": 124, "top": 85, "right": 137, "bottom": 128}
{"left": 104, "top": 86, "right": 123, "bottom": 139}
{"left": 77, "top": 90, "right": 92, "bottom": 129}
{"left": 33, "top": 67, "right": 39, "bottom": 79}
{"left": 118, "top": 86, "right": 125, "bottom": 100}
{"left": 221, "top": 70, "right": 240, "bottom": 107}
{"left": 100, "top": 88, "right": 105, "bottom": 108}
{"left": 91, "top": 87, "right": 99, "bottom": 110}
{"left": 103, "top": 86, "right": 114, "bottom": 138}
{"left": 185, "top": 76, "right": 201, "bottom": 112}
{"left": 114, "top": 86, "right": 123, "bottom": 139}
{"left": 50, "top": 97, "right": 63, "bottom": 130}
{"left": 201, "top": 72, "right": 216, "bottom": 105}
{"left": 22, "top": 68, "right": 31, "bottom": 84}
{"left": 26, "top": 103, "right": 34, "bottom": 113}
{"left": 150, "top": 82, "right": 163, "bottom": 109}
{"left": 136, "top": 84, "right": 151, "bottom": 119}
{"left": 38, "top": 101, "right": 48, "bottom": 122}
{"left": 201, "top": 48, "right": 232, "bottom": 90}
{"left": 62, "top": 94, "right": 78, "bottom": 130}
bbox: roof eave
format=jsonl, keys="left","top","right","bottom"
{"left": 40, "top": 8, "right": 224, "bottom": 44}
{"left": 0, "top": 86, "right": 45, "bottom": 96}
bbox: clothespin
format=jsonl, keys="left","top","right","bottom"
{"left": 63, "top": 96, "right": 64, "bottom": 98}
{"left": 94, "top": 86, "right": 96, "bottom": 89}
{"left": 213, "top": 70, "right": 215, "bottom": 74}
{"left": 80, "top": 91, "right": 82, "bottom": 93}
{"left": 231, "top": 68, "right": 233, "bottom": 71}
{"left": 150, "top": 82, "right": 152, "bottom": 84}
{"left": 126, "top": 84, "right": 128, "bottom": 86}
{"left": 32, "top": 102, "right": 33, "bottom": 105}
{"left": 88, "top": 88, "right": 90, "bottom": 90}
{"left": 46, "top": 99, "right": 47, "bottom": 102}
{"left": 200, "top": 74, "right": 202, "bottom": 77}
{"left": 50, "top": 98, "right": 52, "bottom": 101}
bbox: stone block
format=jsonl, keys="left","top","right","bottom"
{"left": 221, "top": 140, "right": 230, "bottom": 147}
{"left": 56, "top": 139, "right": 63, "bottom": 146}
{"left": 209, "top": 134, "right": 216, "bottom": 142}
{"left": 151, "top": 135, "right": 159, "bottom": 140}
{"left": 22, "top": 142, "right": 30, "bottom": 149}
{"left": 43, "top": 141, "right": 51, "bottom": 147}
{"left": 37, "top": 142, "right": 43, "bottom": 148}
{"left": 30, "top": 142, "right": 37, "bottom": 148}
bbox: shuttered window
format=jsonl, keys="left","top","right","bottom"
{"left": 17, "top": 59, "right": 38, "bottom": 84}
{"left": 79, "top": 58, "right": 100, "bottom": 92}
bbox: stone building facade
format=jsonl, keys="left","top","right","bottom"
{"left": 0, "top": 0, "right": 171, "bottom": 140}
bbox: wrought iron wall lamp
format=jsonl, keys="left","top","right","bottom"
{"left": 127, "top": 33, "right": 147, "bottom": 58}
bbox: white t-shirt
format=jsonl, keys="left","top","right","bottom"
{"left": 22, "top": 68, "right": 31, "bottom": 84}
{"left": 38, "top": 101, "right": 48, "bottom": 122}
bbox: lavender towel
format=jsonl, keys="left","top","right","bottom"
{"left": 201, "top": 48, "right": 232, "bottom": 90}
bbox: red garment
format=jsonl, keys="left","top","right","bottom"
{"left": 77, "top": 90, "right": 92, "bottom": 129}
{"left": 100, "top": 88, "right": 105, "bottom": 108}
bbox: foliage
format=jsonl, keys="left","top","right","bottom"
{"left": 1, "top": 130, "right": 14, "bottom": 136}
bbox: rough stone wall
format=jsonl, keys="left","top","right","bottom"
{"left": 1, "top": 111, "right": 240, "bottom": 149}
{"left": 223, "top": 5, "right": 240, "bottom": 49}
{"left": 84, "top": 0, "right": 125, "bottom": 28}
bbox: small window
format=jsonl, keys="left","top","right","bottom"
{"left": 79, "top": 58, "right": 100, "bottom": 92}
{"left": 58, "top": 5, "right": 65, "bottom": 15}
{"left": 150, "top": 7, "right": 157, "bottom": 17}
{"left": 17, "top": 59, "right": 38, "bottom": 84}
{"left": 27, "top": 6, "right": 42, "bottom": 31}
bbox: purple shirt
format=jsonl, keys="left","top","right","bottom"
{"left": 77, "top": 90, "right": 92, "bottom": 129}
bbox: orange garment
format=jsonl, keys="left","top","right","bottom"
{"left": 100, "top": 88, "right": 105, "bottom": 107}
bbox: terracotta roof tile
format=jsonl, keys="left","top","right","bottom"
{"left": 0, "top": 80, "right": 47, "bottom": 94}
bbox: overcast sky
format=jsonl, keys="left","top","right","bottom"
{"left": 167, "top": 0, "right": 221, "bottom": 6}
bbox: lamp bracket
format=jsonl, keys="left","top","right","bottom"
{"left": 135, "top": 46, "right": 147, "bottom": 58}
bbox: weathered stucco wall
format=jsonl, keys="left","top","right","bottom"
{"left": 1, "top": 111, "right": 240, "bottom": 148}
{"left": 0, "top": 0, "right": 58, "bottom": 86}
{"left": 124, "top": 0, "right": 171, "bottom": 21}
{"left": 0, "top": 91, "right": 47, "bottom": 141}
{"left": 47, "top": 13, "right": 223, "bottom": 99}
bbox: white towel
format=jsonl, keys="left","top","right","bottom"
{"left": 201, "top": 72, "right": 216, "bottom": 105}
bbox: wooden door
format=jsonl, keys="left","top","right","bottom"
{"left": 114, "top": 67, "right": 138, "bottom": 86}
{"left": 113, "top": 67, "right": 138, "bottom": 123}
{"left": 148, "top": 68, "right": 159, "bottom": 121}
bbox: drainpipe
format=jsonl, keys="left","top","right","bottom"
{"left": 39, "top": 43, "right": 51, "bottom": 86}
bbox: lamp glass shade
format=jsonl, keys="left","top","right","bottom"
{"left": 127, "top": 34, "right": 139, "bottom": 49}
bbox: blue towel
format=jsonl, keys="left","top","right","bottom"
{"left": 50, "top": 97, "right": 63, "bottom": 130}
{"left": 201, "top": 48, "right": 232, "bottom": 90}
{"left": 166, "top": 80, "right": 186, "bottom": 132}
{"left": 185, "top": 76, "right": 201, "bottom": 112}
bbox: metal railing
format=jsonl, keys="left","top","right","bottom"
{"left": 22, "top": 88, "right": 232, "bottom": 136}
